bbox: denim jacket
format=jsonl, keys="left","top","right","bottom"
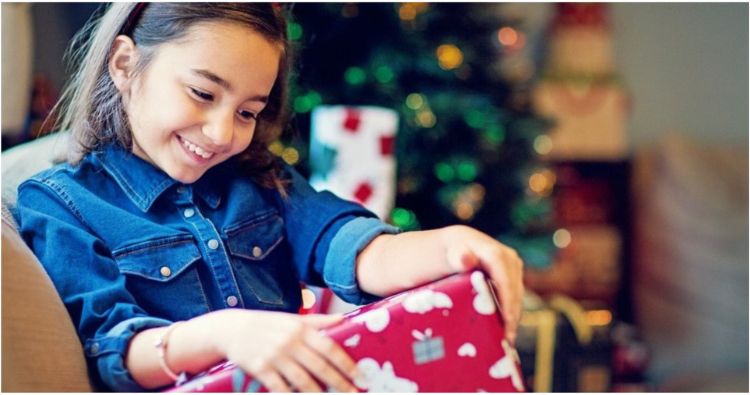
{"left": 15, "top": 143, "right": 398, "bottom": 391}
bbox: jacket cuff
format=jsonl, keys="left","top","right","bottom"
{"left": 323, "top": 217, "right": 400, "bottom": 305}
{"left": 85, "top": 316, "right": 172, "bottom": 391}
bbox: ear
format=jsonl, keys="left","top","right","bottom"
{"left": 108, "top": 35, "right": 138, "bottom": 93}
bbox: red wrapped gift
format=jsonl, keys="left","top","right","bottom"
{"left": 167, "top": 270, "right": 525, "bottom": 392}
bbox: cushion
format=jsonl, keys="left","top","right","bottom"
{"left": 1, "top": 215, "right": 93, "bottom": 391}
{"left": 1, "top": 131, "right": 69, "bottom": 220}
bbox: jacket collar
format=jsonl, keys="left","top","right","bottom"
{"left": 94, "top": 144, "right": 225, "bottom": 212}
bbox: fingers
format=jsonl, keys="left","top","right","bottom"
{"left": 446, "top": 245, "right": 480, "bottom": 273}
{"left": 300, "top": 313, "right": 344, "bottom": 328}
{"left": 304, "top": 327, "right": 359, "bottom": 384}
{"left": 475, "top": 244, "right": 524, "bottom": 346}
{"left": 293, "top": 342, "right": 358, "bottom": 392}
{"left": 255, "top": 368, "right": 292, "bottom": 393}
{"left": 274, "top": 355, "right": 323, "bottom": 392}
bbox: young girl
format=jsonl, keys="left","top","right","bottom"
{"left": 16, "top": 3, "right": 523, "bottom": 392}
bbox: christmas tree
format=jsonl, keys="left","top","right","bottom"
{"left": 281, "top": 3, "right": 556, "bottom": 267}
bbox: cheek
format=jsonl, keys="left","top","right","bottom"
{"left": 231, "top": 127, "right": 255, "bottom": 154}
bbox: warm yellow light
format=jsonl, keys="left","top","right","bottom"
{"left": 281, "top": 147, "right": 299, "bottom": 165}
{"left": 399, "top": 4, "right": 417, "bottom": 21}
{"left": 436, "top": 44, "right": 464, "bottom": 70}
{"left": 268, "top": 140, "right": 284, "bottom": 156}
{"left": 498, "top": 27, "right": 518, "bottom": 46}
{"left": 586, "top": 309, "right": 613, "bottom": 326}
{"left": 416, "top": 110, "right": 436, "bottom": 128}
{"left": 533, "top": 135, "right": 553, "bottom": 155}
{"left": 529, "top": 168, "right": 556, "bottom": 196}
{"left": 406, "top": 93, "right": 426, "bottom": 110}
{"left": 455, "top": 201, "right": 475, "bottom": 221}
{"left": 301, "top": 288, "right": 317, "bottom": 309}
{"left": 468, "top": 183, "right": 486, "bottom": 200}
{"left": 529, "top": 173, "right": 547, "bottom": 194}
{"left": 553, "top": 228, "right": 572, "bottom": 248}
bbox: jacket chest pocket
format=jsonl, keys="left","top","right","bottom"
{"left": 225, "top": 213, "right": 297, "bottom": 309}
{"left": 113, "top": 235, "right": 210, "bottom": 321}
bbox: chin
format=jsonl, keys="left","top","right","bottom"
{"left": 169, "top": 169, "right": 206, "bottom": 184}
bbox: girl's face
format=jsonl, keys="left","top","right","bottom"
{"left": 112, "top": 21, "right": 281, "bottom": 184}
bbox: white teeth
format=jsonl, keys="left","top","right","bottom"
{"left": 180, "top": 137, "right": 214, "bottom": 159}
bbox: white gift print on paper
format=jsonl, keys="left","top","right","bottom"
{"left": 355, "top": 358, "right": 418, "bottom": 393}
{"left": 457, "top": 342, "right": 477, "bottom": 358}
{"left": 343, "top": 334, "right": 361, "bottom": 348}
{"left": 488, "top": 339, "right": 524, "bottom": 391}
{"left": 402, "top": 289, "right": 453, "bottom": 314}
{"left": 470, "top": 271, "right": 496, "bottom": 315}
{"left": 351, "top": 308, "right": 390, "bottom": 333}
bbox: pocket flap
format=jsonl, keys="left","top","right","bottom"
{"left": 114, "top": 236, "right": 202, "bottom": 282}
{"left": 225, "top": 214, "right": 284, "bottom": 261}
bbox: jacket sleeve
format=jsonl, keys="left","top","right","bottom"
{"left": 16, "top": 179, "right": 171, "bottom": 391}
{"left": 276, "top": 165, "right": 400, "bottom": 305}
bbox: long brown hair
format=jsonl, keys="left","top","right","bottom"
{"left": 49, "top": 3, "right": 291, "bottom": 190}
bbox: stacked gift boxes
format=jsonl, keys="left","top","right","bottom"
{"left": 167, "top": 270, "right": 524, "bottom": 393}
{"left": 516, "top": 293, "right": 615, "bottom": 392}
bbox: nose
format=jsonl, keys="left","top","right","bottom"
{"left": 202, "top": 110, "right": 234, "bottom": 148}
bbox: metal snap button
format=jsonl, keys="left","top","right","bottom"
{"left": 252, "top": 246, "right": 263, "bottom": 258}
{"left": 183, "top": 208, "right": 195, "bottom": 218}
{"left": 207, "top": 239, "right": 219, "bottom": 250}
{"left": 160, "top": 266, "right": 172, "bottom": 277}
{"left": 226, "top": 295, "right": 238, "bottom": 307}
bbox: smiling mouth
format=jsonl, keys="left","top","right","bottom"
{"left": 178, "top": 135, "right": 215, "bottom": 160}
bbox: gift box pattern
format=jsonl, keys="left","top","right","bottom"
{"left": 167, "top": 271, "right": 524, "bottom": 393}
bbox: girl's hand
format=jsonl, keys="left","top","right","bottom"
{"left": 213, "top": 310, "right": 359, "bottom": 392}
{"left": 440, "top": 225, "right": 524, "bottom": 345}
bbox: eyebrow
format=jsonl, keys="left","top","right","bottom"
{"left": 190, "top": 68, "right": 269, "bottom": 103}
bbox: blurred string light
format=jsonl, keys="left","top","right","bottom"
{"left": 436, "top": 44, "right": 464, "bottom": 70}
{"left": 464, "top": 109, "right": 487, "bottom": 129}
{"left": 281, "top": 147, "right": 300, "bottom": 165}
{"left": 434, "top": 162, "right": 455, "bottom": 183}
{"left": 398, "top": 3, "right": 430, "bottom": 21}
{"left": 287, "top": 22, "right": 303, "bottom": 41}
{"left": 497, "top": 26, "right": 526, "bottom": 51}
{"left": 586, "top": 309, "right": 613, "bottom": 326}
{"left": 452, "top": 183, "right": 486, "bottom": 221}
{"left": 552, "top": 228, "right": 572, "bottom": 248}
{"left": 268, "top": 140, "right": 284, "bottom": 156}
{"left": 268, "top": 140, "right": 300, "bottom": 165}
{"left": 497, "top": 26, "right": 518, "bottom": 46}
{"left": 533, "top": 135, "right": 553, "bottom": 155}
{"left": 390, "top": 207, "right": 419, "bottom": 230}
{"left": 434, "top": 159, "right": 479, "bottom": 183}
{"left": 344, "top": 66, "right": 367, "bottom": 85}
{"left": 483, "top": 124, "right": 506, "bottom": 146}
{"left": 293, "top": 90, "right": 322, "bottom": 113}
{"left": 456, "top": 161, "right": 478, "bottom": 182}
{"left": 405, "top": 92, "right": 436, "bottom": 128}
{"left": 406, "top": 93, "right": 426, "bottom": 110}
{"left": 528, "top": 168, "right": 556, "bottom": 197}
{"left": 374, "top": 65, "right": 395, "bottom": 84}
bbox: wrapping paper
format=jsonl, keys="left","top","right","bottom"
{"left": 167, "top": 270, "right": 524, "bottom": 392}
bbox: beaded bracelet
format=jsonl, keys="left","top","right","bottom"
{"left": 154, "top": 322, "right": 188, "bottom": 385}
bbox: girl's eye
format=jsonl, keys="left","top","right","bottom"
{"left": 189, "top": 87, "right": 214, "bottom": 102}
{"left": 237, "top": 110, "right": 257, "bottom": 122}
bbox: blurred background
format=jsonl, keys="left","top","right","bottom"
{"left": 2, "top": 2, "right": 747, "bottom": 392}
